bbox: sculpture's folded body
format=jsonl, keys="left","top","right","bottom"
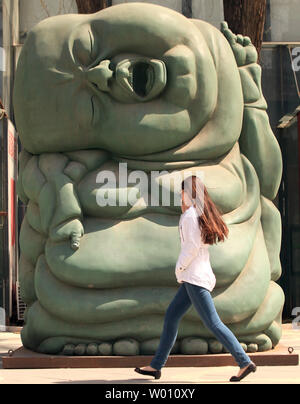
{"left": 13, "top": 3, "right": 284, "bottom": 355}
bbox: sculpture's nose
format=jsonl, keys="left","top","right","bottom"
{"left": 86, "top": 60, "right": 113, "bottom": 92}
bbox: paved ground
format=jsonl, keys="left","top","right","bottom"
{"left": 0, "top": 325, "right": 299, "bottom": 384}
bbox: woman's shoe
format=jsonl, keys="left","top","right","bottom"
{"left": 134, "top": 367, "right": 162, "bottom": 380}
{"left": 230, "top": 362, "right": 257, "bottom": 382}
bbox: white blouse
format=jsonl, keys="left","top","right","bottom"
{"left": 175, "top": 206, "right": 216, "bottom": 292}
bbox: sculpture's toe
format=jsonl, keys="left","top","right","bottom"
{"left": 180, "top": 337, "right": 209, "bottom": 355}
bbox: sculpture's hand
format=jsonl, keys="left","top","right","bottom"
{"left": 220, "top": 24, "right": 283, "bottom": 200}
{"left": 49, "top": 218, "right": 84, "bottom": 251}
{"left": 221, "top": 21, "right": 266, "bottom": 108}
{"left": 36, "top": 153, "right": 85, "bottom": 250}
{"left": 221, "top": 22, "right": 258, "bottom": 67}
{"left": 71, "top": 231, "right": 81, "bottom": 251}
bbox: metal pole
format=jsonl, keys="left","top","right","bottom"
{"left": 2, "top": 0, "right": 19, "bottom": 119}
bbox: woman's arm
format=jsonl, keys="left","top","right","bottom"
{"left": 176, "top": 213, "right": 202, "bottom": 272}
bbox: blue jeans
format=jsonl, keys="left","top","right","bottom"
{"left": 150, "top": 282, "right": 251, "bottom": 370}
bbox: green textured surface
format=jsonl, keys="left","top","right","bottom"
{"left": 13, "top": 3, "right": 284, "bottom": 355}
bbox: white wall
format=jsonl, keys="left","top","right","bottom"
{"left": 192, "top": 0, "right": 224, "bottom": 29}
{"left": 19, "top": 0, "right": 77, "bottom": 38}
{"left": 18, "top": 0, "right": 225, "bottom": 38}
{"left": 112, "top": 0, "right": 182, "bottom": 13}
{"left": 112, "top": 0, "right": 224, "bottom": 28}
{"left": 269, "top": 0, "right": 300, "bottom": 42}
{"left": 16, "top": 0, "right": 300, "bottom": 42}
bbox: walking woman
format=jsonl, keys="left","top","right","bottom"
{"left": 135, "top": 175, "right": 256, "bottom": 382}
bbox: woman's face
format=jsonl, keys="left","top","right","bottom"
{"left": 181, "top": 190, "right": 190, "bottom": 213}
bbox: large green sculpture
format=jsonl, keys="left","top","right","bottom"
{"left": 13, "top": 3, "right": 284, "bottom": 356}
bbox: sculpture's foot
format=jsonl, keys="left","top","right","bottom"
{"left": 37, "top": 332, "right": 276, "bottom": 356}
{"left": 178, "top": 333, "right": 273, "bottom": 355}
{"left": 22, "top": 301, "right": 282, "bottom": 356}
{"left": 61, "top": 337, "right": 207, "bottom": 356}
{"left": 237, "top": 333, "right": 273, "bottom": 352}
{"left": 38, "top": 338, "right": 178, "bottom": 356}
{"left": 137, "top": 333, "right": 274, "bottom": 355}
{"left": 63, "top": 342, "right": 113, "bottom": 356}
{"left": 38, "top": 338, "right": 139, "bottom": 356}
{"left": 62, "top": 338, "right": 181, "bottom": 356}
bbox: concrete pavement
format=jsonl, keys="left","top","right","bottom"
{"left": 0, "top": 325, "right": 299, "bottom": 384}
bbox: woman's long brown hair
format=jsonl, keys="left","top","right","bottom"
{"left": 181, "top": 176, "right": 229, "bottom": 245}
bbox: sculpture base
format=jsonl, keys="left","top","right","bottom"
{"left": 2, "top": 344, "right": 299, "bottom": 369}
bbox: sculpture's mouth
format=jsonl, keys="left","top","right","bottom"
{"left": 86, "top": 56, "right": 167, "bottom": 104}
{"left": 115, "top": 57, "right": 167, "bottom": 102}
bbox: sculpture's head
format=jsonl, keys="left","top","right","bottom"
{"left": 14, "top": 2, "right": 243, "bottom": 159}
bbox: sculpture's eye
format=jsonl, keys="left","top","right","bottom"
{"left": 72, "top": 28, "right": 95, "bottom": 67}
{"left": 115, "top": 58, "right": 167, "bottom": 102}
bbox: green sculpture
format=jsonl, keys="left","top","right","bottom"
{"left": 13, "top": 3, "right": 284, "bottom": 356}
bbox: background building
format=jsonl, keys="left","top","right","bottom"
{"left": 261, "top": 0, "right": 300, "bottom": 317}
{"left": 0, "top": 0, "right": 299, "bottom": 324}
